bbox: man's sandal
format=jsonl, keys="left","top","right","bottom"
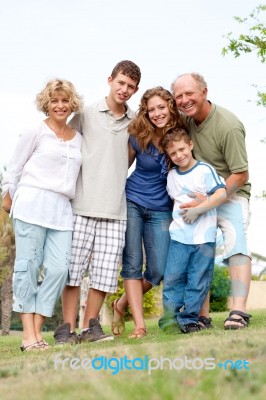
{"left": 224, "top": 310, "right": 252, "bottom": 330}
{"left": 20, "top": 342, "right": 44, "bottom": 352}
{"left": 128, "top": 328, "right": 147, "bottom": 339}
{"left": 198, "top": 316, "right": 213, "bottom": 330}
{"left": 111, "top": 298, "right": 125, "bottom": 336}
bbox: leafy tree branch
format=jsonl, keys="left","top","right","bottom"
{"left": 222, "top": 4, "right": 266, "bottom": 107}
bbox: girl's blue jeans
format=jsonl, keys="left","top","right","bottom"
{"left": 121, "top": 200, "right": 172, "bottom": 286}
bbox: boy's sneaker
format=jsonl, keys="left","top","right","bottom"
{"left": 54, "top": 323, "right": 80, "bottom": 345}
{"left": 79, "top": 318, "right": 114, "bottom": 343}
{"left": 181, "top": 323, "right": 200, "bottom": 334}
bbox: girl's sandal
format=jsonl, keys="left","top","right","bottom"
{"left": 37, "top": 340, "right": 50, "bottom": 350}
{"left": 20, "top": 342, "right": 43, "bottom": 352}
{"left": 111, "top": 298, "right": 125, "bottom": 336}
{"left": 128, "top": 328, "right": 147, "bottom": 339}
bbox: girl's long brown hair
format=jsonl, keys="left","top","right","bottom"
{"left": 128, "top": 86, "right": 186, "bottom": 152}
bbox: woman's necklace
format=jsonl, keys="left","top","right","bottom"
{"left": 47, "top": 119, "right": 67, "bottom": 141}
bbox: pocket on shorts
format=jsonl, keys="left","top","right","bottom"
{"left": 13, "top": 260, "right": 30, "bottom": 299}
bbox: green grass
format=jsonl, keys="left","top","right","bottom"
{"left": 1, "top": 310, "right": 266, "bottom": 400}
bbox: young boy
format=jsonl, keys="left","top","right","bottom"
{"left": 54, "top": 60, "right": 141, "bottom": 344}
{"left": 158, "top": 128, "right": 226, "bottom": 333}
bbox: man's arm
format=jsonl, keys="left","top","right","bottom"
{"left": 226, "top": 171, "right": 249, "bottom": 197}
{"left": 180, "top": 170, "right": 249, "bottom": 210}
{"left": 179, "top": 192, "right": 206, "bottom": 209}
{"left": 181, "top": 187, "right": 227, "bottom": 224}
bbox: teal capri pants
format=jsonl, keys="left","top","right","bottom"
{"left": 12, "top": 219, "right": 72, "bottom": 317}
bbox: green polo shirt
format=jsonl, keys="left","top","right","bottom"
{"left": 186, "top": 103, "right": 251, "bottom": 199}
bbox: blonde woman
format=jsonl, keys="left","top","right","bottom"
{"left": 2, "top": 79, "right": 83, "bottom": 351}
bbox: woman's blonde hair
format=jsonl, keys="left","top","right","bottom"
{"left": 128, "top": 86, "right": 186, "bottom": 151}
{"left": 35, "top": 79, "right": 83, "bottom": 115}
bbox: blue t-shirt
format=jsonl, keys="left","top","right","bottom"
{"left": 126, "top": 136, "right": 172, "bottom": 211}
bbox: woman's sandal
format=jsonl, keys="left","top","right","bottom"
{"left": 20, "top": 342, "right": 43, "bottom": 352}
{"left": 37, "top": 339, "right": 50, "bottom": 350}
{"left": 128, "top": 328, "right": 147, "bottom": 339}
{"left": 198, "top": 316, "right": 213, "bottom": 330}
{"left": 224, "top": 310, "right": 252, "bottom": 330}
{"left": 111, "top": 298, "right": 125, "bottom": 336}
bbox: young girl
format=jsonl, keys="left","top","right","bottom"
{"left": 111, "top": 87, "right": 186, "bottom": 338}
{"left": 2, "top": 79, "right": 83, "bottom": 351}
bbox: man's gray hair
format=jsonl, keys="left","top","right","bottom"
{"left": 171, "top": 73, "right": 207, "bottom": 94}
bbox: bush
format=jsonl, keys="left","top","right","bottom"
{"left": 107, "top": 265, "right": 232, "bottom": 318}
{"left": 106, "top": 273, "right": 162, "bottom": 320}
{"left": 8, "top": 264, "right": 231, "bottom": 332}
{"left": 210, "top": 265, "right": 231, "bottom": 312}
{"left": 9, "top": 298, "right": 65, "bottom": 332}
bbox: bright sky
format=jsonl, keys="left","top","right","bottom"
{"left": 0, "top": 0, "right": 265, "bottom": 254}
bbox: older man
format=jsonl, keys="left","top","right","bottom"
{"left": 172, "top": 73, "right": 251, "bottom": 329}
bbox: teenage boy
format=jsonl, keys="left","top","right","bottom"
{"left": 158, "top": 128, "right": 226, "bottom": 333}
{"left": 54, "top": 60, "right": 141, "bottom": 344}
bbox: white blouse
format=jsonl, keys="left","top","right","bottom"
{"left": 2, "top": 121, "right": 82, "bottom": 230}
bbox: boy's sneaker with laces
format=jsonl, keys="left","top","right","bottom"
{"left": 79, "top": 318, "right": 114, "bottom": 343}
{"left": 54, "top": 322, "right": 80, "bottom": 345}
{"left": 181, "top": 323, "right": 200, "bottom": 334}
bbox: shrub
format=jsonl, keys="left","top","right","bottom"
{"left": 107, "top": 264, "right": 232, "bottom": 318}
{"left": 210, "top": 265, "right": 231, "bottom": 312}
{"left": 106, "top": 273, "right": 162, "bottom": 320}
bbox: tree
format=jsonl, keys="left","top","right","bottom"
{"left": 222, "top": 4, "right": 266, "bottom": 107}
{"left": 0, "top": 171, "right": 15, "bottom": 335}
{"left": 0, "top": 208, "right": 15, "bottom": 335}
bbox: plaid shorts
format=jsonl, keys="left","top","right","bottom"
{"left": 68, "top": 214, "right": 126, "bottom": 292}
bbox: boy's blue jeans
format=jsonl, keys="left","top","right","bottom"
{"left": 159, "top": 239, "right": 215, "bottom": 330}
